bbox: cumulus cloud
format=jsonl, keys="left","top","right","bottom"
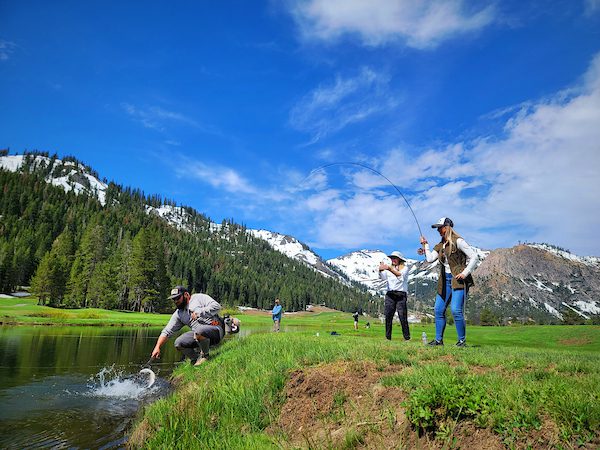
{"left": 289, "top": 67, "right": 397, "bottom": 141}
{"left": 287, "top": 52, "right": 600, "bottom": 255}
{"left": 289, "top": 0, "right": 496, "bottom": 48}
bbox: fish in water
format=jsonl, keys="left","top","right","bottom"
{"left": 139, "top": 368, "right": 156, "bottom": 388}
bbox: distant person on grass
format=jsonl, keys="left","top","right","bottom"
{"left": 419, "top": 217, "right": 477, "bottom": 347}
{"left": 151, "top": 286, "right": 236, "bottom": 366}
{"left": 272, "top": 298, "right": 283, "bottom": 332}
{"left": 352, "top": 311, "right": 359, "bottom": 330}
{"left": 379, "top": 251, "right": 411, "bottom": 341}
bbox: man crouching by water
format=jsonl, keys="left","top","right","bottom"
{"left": 151, "top": 286, "right": 225, "bottom": 366}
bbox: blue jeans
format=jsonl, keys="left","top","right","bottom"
{"left": 434, "top": 273, "right": 466, "bottom": 341}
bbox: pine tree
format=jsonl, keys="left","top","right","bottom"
{"left": 30, "top": 229, "right": 74, "bottom": 305}
{"left": 65, "top": 222, "right": 107, "bottom": 307}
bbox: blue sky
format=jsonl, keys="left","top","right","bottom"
{"left": 1, "top": 0, "right": 600, "bottom": 259}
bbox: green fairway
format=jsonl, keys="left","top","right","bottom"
{"left": 0, "top": 296, "right": 170, "bottom": 326}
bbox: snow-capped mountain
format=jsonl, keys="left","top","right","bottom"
{"left": 247, "top": 229, "right": 347, "bottom": 281}
{"left": 0, "top": 154, "right": 108, "bottom": 205}
{"left": 0, "top": 153, "right": 346, "bottom": 282}
{"left": 3, "top": 153, "right": 599, "bottom": 322}
{"left": 327, "top": 250, "right": 413, "bottom": 293}
{"left": 328, "top": 247, "right": 489, "bottom": 295}
{"left": 470, "top": 244, "right": 600, "bottom": 321}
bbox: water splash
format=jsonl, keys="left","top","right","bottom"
{"left": 86, "top": 366, "right": 158, "bottom": 400}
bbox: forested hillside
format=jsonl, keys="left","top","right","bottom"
{"left": 0, "top": 152, "right": 374, "bottom": 314}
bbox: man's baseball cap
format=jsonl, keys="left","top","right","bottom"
{"left": 387, "top": 251, "right": 406, "bottom": 261}
{"left": 168, "top": 285, "right": 188, "bottom": 300}
{"left": 431, "top": 217, "right": 454, "bottom": 228}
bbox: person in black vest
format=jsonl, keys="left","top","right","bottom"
{"left": 379, "top": 251, "right": 410, "bottom": 341}
{"left": 419, "top": 218, "right": 477, "bottom": 347}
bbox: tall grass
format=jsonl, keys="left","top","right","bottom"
{"left": 130, "top": 327, "right": 600, "bottom": 448}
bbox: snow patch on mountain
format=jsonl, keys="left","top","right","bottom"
{"left": 145, "top": 205, "right": 189, "bottom": 230}
{"left": 246, "top": 229, "right": 344, "bottom": 281}
{"left": 528, "top": 243, "right": 600, "bottom": 267}
{"left": 0, "top": 155, "right": 25, "bottom": 172}
{"left": 574, "top": 300, "right": 600, "bottom": 315}
{"left": 327, "top": 250, "right": 388, "bottom": 292}
{"left": 248, "top": 229, "right": 319, "bottom": 266}
{"left": 544, "top": 302, "right": 562, "bottom": 319}
{"left": 0, "top": 154, "right": 108, "bottom": 205}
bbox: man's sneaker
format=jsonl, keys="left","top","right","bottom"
{"left": 455, "top": 339, "right": 467, "bottom": 347}
{"left": 427, "top": 339, "right": 444, "bottom": 346}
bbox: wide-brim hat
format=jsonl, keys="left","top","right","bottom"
{"left": 387, "top": 251, "right": 406, "bottom": 261}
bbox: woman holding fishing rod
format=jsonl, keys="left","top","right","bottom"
{"left": 419, "top": 217, "right": 477, "bottom": 347}
{"left": 379, "top": 251, "right": 411, "bottom": 341}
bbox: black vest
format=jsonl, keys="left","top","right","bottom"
{"left": 433, "top": 236, "right": 474, "bottom": 295}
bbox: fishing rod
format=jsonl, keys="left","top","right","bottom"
{"left": 300, "top": 162, "right": 423, "bottom": 237}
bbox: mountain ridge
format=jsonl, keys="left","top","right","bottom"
{"left": 2, "top": 151, "right": 598, "bottom": 322}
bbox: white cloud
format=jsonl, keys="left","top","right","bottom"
{"left": 281, "top": 52, "right": 600, "bottom": 256}
{"left": 289, "top": 67, "right": 397, "bottom": 141}
{"left": 0, "top": 40, "right": 17, "bottom": 61}
{"left": 182, "top": 160, "right": 258, "bottom": 195}
{"left": 290, "top": 0, "right": 496, "bottom": 48}
{"left": 121, "top": 103, "right": 199, "bottom": 131}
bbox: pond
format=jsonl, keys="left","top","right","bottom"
{"left": 0, "top": 326, "right": 185, "bottom": 449}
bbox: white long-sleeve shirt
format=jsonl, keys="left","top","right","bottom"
{"left": 379, "top": 265, "right": 409, "bottom": 292}
{"left": 424, "top": 238, "right": 478, "bottom": 276}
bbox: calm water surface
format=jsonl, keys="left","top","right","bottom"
{"left": 0, "top": 326, "right": 183, "bottom": 449}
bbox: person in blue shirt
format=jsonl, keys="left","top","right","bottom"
{"left": 272, "top": 298, "right": 283, "bottom": 332}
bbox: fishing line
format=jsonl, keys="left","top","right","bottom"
{"left": 299, "top": 162, "right": 423, "bottom": 237}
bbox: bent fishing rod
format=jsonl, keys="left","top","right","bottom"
{"left": 300, "top": 162, "right": 423, "bottom": 237}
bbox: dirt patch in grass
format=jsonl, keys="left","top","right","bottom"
{"left": 522, "top": 416, "right": 561, "bottom": 449}
{"left": 559, "top": 337, "right": 593, "bottom": 346}
{"left": 269, "top": 361, "right": 510, "bottom": 449}
{"left": 269, "top": 361, "right": 409, "bottom": 449}
{"left": 441, "top": 422, "right": 504, "bottom": 449}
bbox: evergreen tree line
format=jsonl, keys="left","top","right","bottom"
{"left": 0, "top": 160, "right": 375, "bottom": 314}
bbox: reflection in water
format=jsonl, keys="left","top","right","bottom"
{"left": 0, "top": 326, "right": 178, "bottom": 449}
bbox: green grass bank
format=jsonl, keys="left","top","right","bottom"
{"left": 128, "top": 322, "right": 600, "bottom": 449}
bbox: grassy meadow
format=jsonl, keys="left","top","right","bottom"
{"left": 128, "top": 313, "right": 600, "bottom": 449}
{"left": 2, "top": 296, "right": 599, "bottom": 448}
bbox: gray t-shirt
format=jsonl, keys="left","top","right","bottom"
{"left": 160, "top": 293, "right": 222, "bottom": 338}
